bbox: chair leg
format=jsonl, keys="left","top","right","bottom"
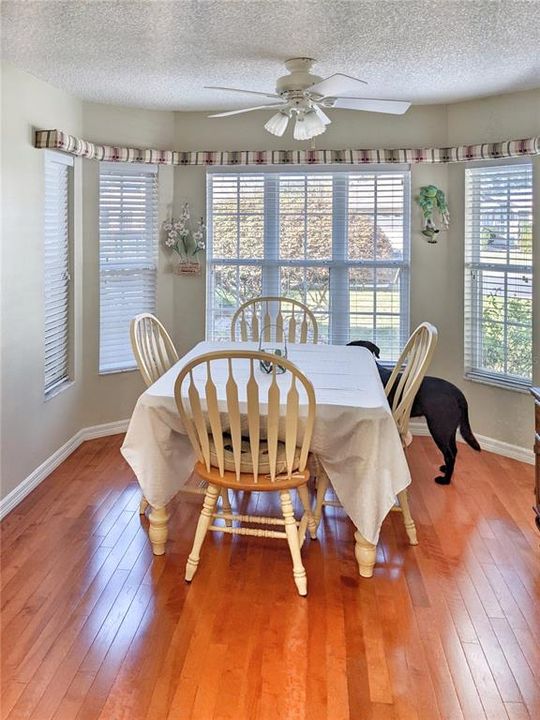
{"left": 220, "top": 489, "right": 233, "bottom": 527}
{"left": 139, "top": 495, "right": 149, "bottom": 515}
{"left": 397, "top": 488, "right": 418, "bottom": 545}
{"left": 297, "top": 484, "right": 317, "bottom": 544}
{"left": 314, "top": 467, "right": 329, "bottom": 528}
{"left": 185, "top": 484, "right": 220, "bottom": 582}
{"left": 280, "top": 490, "right": 307, "bottom": 596}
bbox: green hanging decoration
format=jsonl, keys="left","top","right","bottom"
{"left": 416, "top": 185, "right": 450, "bottom": 242}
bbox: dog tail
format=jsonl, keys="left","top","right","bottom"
{"left": 459, "top": 396, "right": 481, "bottom": 451}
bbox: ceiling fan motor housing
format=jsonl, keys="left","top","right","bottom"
{"left": 276, "top": 57, "right": 323, "bottom": 96}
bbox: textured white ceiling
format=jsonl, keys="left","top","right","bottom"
{"left": 2, "top": 0, "right": 539, "bottom": 111}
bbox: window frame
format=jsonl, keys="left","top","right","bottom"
{"left": 43, "top": 150, "right": 74, "bottom": 399}
{"left": 98, "top": 162, "right": 159, "bottom": 375}
{"left": 464, "top": 158, "right": 533, "bottom": 391}
{"left": 205, "top": 165, "right": 411, "bottom": 357}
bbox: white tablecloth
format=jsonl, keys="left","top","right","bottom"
{"left": 121, "top": 341, "right": 411, "bottom": 545}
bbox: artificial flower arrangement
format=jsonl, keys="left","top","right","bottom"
{"left": 162, "top": 203, "right": 206, "bottom": 274}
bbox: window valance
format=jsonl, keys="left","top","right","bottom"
{"left": 35, "top": 129, "right": 539, "bottom": 166}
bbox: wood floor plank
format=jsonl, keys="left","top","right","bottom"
{"left": 0, "top": 434, "right": 538, "bottom": 720}
{"left": 504, "top": 701, "right": 531, "bottom": 719}
{"left": 489, "top": 617, "right": 540, "bottom": 717}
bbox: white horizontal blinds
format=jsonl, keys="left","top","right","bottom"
{"left": 44, "top": 152, "right": 73, "bottom": 395}
{"left": 279, "top": 174, "right": 333, "bottom": 340}
{"left": 345, "top": 172, "right": 408, "bottom": 358}
{"left": 465, "top": 162, "right": 533, "bottom": 386}
{"left": 206, "top": 168, "right": 410, "bottom": 358}
{"left": 207, "top": 174, "right": 265, "bottom": 340}
{"left": 99, "top": 163, "right": 158, "bottom": 373}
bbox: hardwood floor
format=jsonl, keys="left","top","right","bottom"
{"left": 1, "top": 434, "right": 539, "bottom": 720}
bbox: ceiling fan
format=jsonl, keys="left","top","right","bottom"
{"left": 205, "top": 58, "right": 411, "bottom": 141}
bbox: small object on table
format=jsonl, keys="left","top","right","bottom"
{"left": 259, "top": 324, "right": 287, "bottom": 374}
{"left": 259, "top": 347, "right": 287, "bottom": 374}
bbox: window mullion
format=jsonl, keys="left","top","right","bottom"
{"left": 263, "top": 174, "right": 279, "bottom": 295}
{"left": 331, "top": 175, "right": 348, "bottom": 344}
{"left": 400, "top": 171, "right": 411, "bottom": 348}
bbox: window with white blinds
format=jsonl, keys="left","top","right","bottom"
{"left": 206, "top": 168, "right": 410, "bottom": 359}
{"left": 44, "top": 151, "right": 73, "bottom": 396}
{"left": 464, "top": 161, "right": 533, "bottom": 388}
{"left": 99, "top": 163, "right": 158, "bottom": 373}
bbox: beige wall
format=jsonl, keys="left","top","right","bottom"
{"left": 1, "top": 61, "right": 538, "bottom": 503}
{"left": 1, "top": 64, "right": 84, "bottom": 499}
{"left": 0, "top": 64, "right": 175, "bottom": 500}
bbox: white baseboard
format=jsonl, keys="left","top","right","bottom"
{"left": 409, "top": 419, "right": 534, "bottom": 465}
{"left": 0, "top": 419, "right": 129, "bottom": 521}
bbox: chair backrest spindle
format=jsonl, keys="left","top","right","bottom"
{"left": 231, "top": 297, "right": 318, "bottom": 344}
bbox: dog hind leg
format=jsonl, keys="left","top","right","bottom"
{"left": 426, "top": 415, "right": 458, "bottom": 485}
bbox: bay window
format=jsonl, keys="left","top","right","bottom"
{"left": 206, "top": 168, "right": 410, "bottom": 360}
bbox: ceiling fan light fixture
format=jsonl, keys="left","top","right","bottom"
{"left": 313, "top": 104, "right": 331, "bottom": 125}
{"left": 294, "top": 110, "right": 326, "bottom": 140}
{"left": 264, "top": 110, "right": 290, "bottom": 137}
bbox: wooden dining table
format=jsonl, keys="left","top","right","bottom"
{"left": 121, "top": 340, "right": 412, "bottom": 577}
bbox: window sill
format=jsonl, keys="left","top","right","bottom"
{"left": 464, "top": 372, "right": 532, "bottom": 394}
{"left": 44, "top": 379, "right": 75, "bottom": 401}
{"left": 99, "top": 366, "right": 137, "bottom": 376}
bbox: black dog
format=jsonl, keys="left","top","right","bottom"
{"left": 347, "top": 340, "right": 481, "bottom": 484}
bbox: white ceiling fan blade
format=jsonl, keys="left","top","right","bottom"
{"left": 308, "top": 73, "right": 368, "bottom": 98}
{"left": 205, "top": 85, "right": 281, "bottom": 99}
{"left": 209, "top": 103, "right": 286, "bottom": 118}
{"left": 331, "top": 97, "right": 411, "bottom": 115}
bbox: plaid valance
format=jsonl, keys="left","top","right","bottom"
{"left": 35, "top": 129, "right": 539, "bottom": 166}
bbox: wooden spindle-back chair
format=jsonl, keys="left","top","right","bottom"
{"left": 175, "top": 349, "right": 317, "bottom": 595}
{"left": 313, "top": 323, "right": 438, "bottom": 550}
{"left": 383, "top": 322, "right": 438, "bottom": 545}
{"left": 231, "top": 296, "right": 319, "bottom": 344}
{"left": 130, "top": 313, "right": 179, "bottom": 516}
{"left": 385, "top": 322, "right": 438, "bottom": 443}
{"left": 130, "top": 313, "right": 179, "bottom": 388}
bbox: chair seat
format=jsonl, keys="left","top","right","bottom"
{"left": 195, "top": 460, "right": 309, "bottom": 491}
{"left": 209, "top": 433, "right": 301, "bottom": 475}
